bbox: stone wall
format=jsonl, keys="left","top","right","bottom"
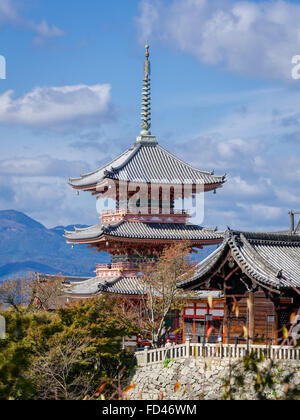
{"left": 127, "top": 358, "right": 300, "bottom": 400}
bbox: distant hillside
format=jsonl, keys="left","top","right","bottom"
{"left": 0, "top": 210, "right": 109, "bottom": 280}
{"left": 0, "top": 210, "right": 219, "bottom": 281}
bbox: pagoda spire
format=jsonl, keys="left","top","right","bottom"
{"left": 137, "top": 45, "right": 157, "bottom": 144}
{"left": 141, "top": 44, "right": 151, "bottom": 135}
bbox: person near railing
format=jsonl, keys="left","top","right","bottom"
{"left": 137, "top": 334, "right": 143, "bottom": 349}
{"left": 164, "top": 338, "right": 173, "bottom": 359}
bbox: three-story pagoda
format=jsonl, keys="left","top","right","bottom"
{"left": 64, "top": 46, "right": 226, "bottom": 297}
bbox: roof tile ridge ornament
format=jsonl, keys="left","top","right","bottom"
{"left": 98, "top": 276, "right": 123, "bottom": 291}
{"left": 106, "top": 143, "right": 141, "bottom": 174}
{"left": 136, "top": 45, "right": 157, "bottom": 146}
{"left": 231, "top": 232, "right": 281, "bottom": 286}
{"left": 224, "top": 227, "right": 232, "bottom": 242}
{"left": 101, "top": 219, "right": 125, "bottom": 233}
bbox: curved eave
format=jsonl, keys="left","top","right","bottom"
{"left": 98, "top": 286, "right": 145, "bottom": 296}
{"left": 66, "top": 234, "right": 224, "bottom": 247}
{"left": 179, "top": 230, "right": 300, "bottom": 292}
{"left": 68, "top": 178, "right": 226, "bottom": 193}
{"left": 65, "top": 221, "right": 225, "bottom": 249}
{"left": 177, "top": 242, "right": 228, "bottom": 289}
{"left": 68, "top": 142, "right": 227, "bottom": 192}
{"left": 228, "top": 234, "right": 285, "bottom": 291}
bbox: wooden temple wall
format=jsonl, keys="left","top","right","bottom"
{"left": 253, "top": 289, "right": 277, "bottom": 342}
{"left": 225, "top": 289, "right": 277, "bottom": 343}
{"left": 225, "top": 296, "right": 248, "bottom": 343}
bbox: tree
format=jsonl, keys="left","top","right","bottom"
{"left": 117, "top": 242, "right": 197, "bottom": 347}
{"left": 0, "top": 295, "right": 136, "bottom": 400}
{"left": 29, "top": 334, "right": 97, "bottom": 400}
{"left": 0, "top": 274, "right": 65, "bottom": 313}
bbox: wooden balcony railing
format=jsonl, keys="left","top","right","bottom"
{"left": 96, "top": 262, "right": 139, "bottom": 270}
{"left": 101, "top": 208, "right": 188, "bottom": 216}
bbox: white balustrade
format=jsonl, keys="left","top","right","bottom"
{"left": 135, "top": 343, "right": 300, "bottom": 366}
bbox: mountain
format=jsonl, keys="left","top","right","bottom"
{"left": 0, "top": 210, "right": 109, "bottom": 280}
{"left": 0, "top": 210, "right": 219, "bottom": 281}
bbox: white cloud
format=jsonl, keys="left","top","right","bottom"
{"left": 237, "top": 202, "right": 283, "bottom": 220}
{"left": 0, "top": 176, "right": 65, "bottom": 213}
{"left": 136, "top": 0, "right": 160, "bottom": 42}
{"left": 274, "top": 188, "right": 300, "bottom": 205}
{"left": 13, "top": 180, "right": 65, "bottom": 211}
{"left": 175, "top": 135, "right": 264, "bottom": 173}
{"left": 217, "top": 137, "right": 261, "bottom": 160}
{"left": 0, "top": 84, "right": 112, "bottom": 127}
{"left": 224, "top": 176, "right": 268, "bottom": 197}
{"left": 30, "top": 20, "right": 64, "bottom": 38}
{"left": 137, "top": 0, "right": 300, "bottom": 81}
{"left": 0, "top": 155, "right": 90, "bottom": 178}
{"left": 0, "top": 0, "right": 18, "bottom": 24}
{"left": 0, "top": 0, "right": 64, "bottom": 40}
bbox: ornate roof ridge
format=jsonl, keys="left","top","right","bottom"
{"left": 228, "top": 232, "right": 281, "bottom": 288}
{"left": 64, "top": 223, "right": 102, "bottom": 237}
{"left": 98, "top": 275, "right": 123, "bottom": 290}
{"left": 179, "top": 228, "right": 300, "bottom": 290}
{"left": 69, "top": 144, "right": 138, "bottom": 184}
{"left": 229, "top": 229, "right": 300, "bottom": 245}
{"left": 97, "top": 275, "right": 145, "bottom": 296}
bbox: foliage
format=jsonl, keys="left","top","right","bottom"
{"left": 0, "top": 274, "right": 65, "bottom": 313}
{"left": 91, "top": 367, "right": 137, "bottom": 400}
{"left": 222, "top": 351, "right": 300, "bottom": 400}
{"left": 116, "top": 242, "right": 197, "bottom": 347}
{"left": 0, "top": 292, "right": 136, "bottom": 400}
{"left": 163, "top": 358, "right": 175, "bottom": 368}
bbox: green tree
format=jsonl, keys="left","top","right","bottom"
{"left": 0, "top": 293, "right": 136, "bottom": 400}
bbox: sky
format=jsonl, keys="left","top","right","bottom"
{"left": 1, "top": 0, "right": 300, "bottom": 232}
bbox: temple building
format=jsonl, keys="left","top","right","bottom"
{"left": 178, "top": 229, "right": 300, "bottom": 345}
{"left": 63, "top": 46, "right": 227, "bottom": 342}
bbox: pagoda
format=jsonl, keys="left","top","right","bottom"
{"left": 64, "top": 46, "right": 226, "bottom": 299}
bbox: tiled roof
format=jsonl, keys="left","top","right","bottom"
{"left": 64, "top": 221, "right": 225, "bottom": 243}
{"left": 98, "top": 276, "right": 145, "bottom": 295}
{"left": 66, "top": 275, "right": 145, "bottom": 296}
{"left": 65, "top": 274, "right": 224, "bottom": 297}
{"left": 69, "top": 142, "right": 226, "bottom": 189}
{"left": 178, "top": 230, "right": 300, "bottom": 290}
{"left": 177, "top": 243, "right": 226, "bottom": 288}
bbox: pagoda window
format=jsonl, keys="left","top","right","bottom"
{"left": 170, "top": 187, "right": 175, "bottom": 213}
{"left": 159, "top": 187, "right": 163, "bottom": 214}
{"left": 192, "top": 184, "right": 196, "bottom": 208}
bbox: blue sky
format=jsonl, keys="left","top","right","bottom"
{"left": 1, "top": 0, "right": 300, "bottom": 232}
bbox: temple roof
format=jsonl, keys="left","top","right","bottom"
{"left": 69, "top": 142, "right": 226, "bottom": 190}
{"left": 64, "top": 275, "right": 144, "bottom": 296}
{"left": 178, "top": 230, "right": 300, "bottom": 291}
{"left": 64, "top": 220, "right": 224, "bottom": 244}
{"left": 98, "top": 276, "right": 144, "bottom": 295}
{"left": 64, "top": 274, "right": 224, "bottom": 297}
